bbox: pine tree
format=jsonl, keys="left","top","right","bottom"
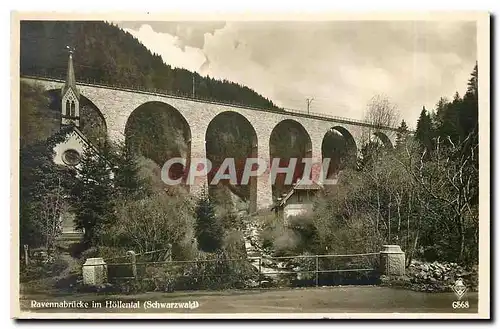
{"left": 466, "top": 62, "right": 478, "bottom": 97}
{"left": 450, "top": 93, "right": 463, "bottom": 141}
{"left": 111, "top": 141, "right": 145, "bottom": 199}
{"left": 395, "top": 119, "right": 409, "bottom": 148}
{"left": 19, "top": 127, "right": 76, "bottom": 248}
{"left": 432, "top": 92, "right": 463, "bottom": 145}
{"left": 415, "top": 106, "right": 434, "bottom": 154}
{"left": 460, "top": 63, "right": 479, "bottom": 140}
{"left": 434, "top": 97, "right": 449, "bottom": 127}
{"left": 70, "top": 143, "right": 115, "bottom": 246}
{"left": 194, "top": 188, "right": 224, "bottom": 252}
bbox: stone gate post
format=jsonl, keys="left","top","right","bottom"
{"left": 82, "top": 257, "right": 107, "bottom": 286}
{"left": 379, "top": 245, "right": 405, "bottom": 276}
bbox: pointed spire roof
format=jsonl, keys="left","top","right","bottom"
{"left": 62, "top": 48, "right": 79, "bottom": 98}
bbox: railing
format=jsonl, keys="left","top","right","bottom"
{"left": 281, "top": 107, "right": 394, "bottom": 129}
{"left": 96, "top": 249, "right": 380, "bottom": 290}
{"left": 20, "top": 73, "right": 398, "bottom": 131}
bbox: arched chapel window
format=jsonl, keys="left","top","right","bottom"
{"left": 65, "top": 100, "right": 70, "bottom": 116}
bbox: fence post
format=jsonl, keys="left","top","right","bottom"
{"left": 167, "top": 244, "right": 172, "bottom": 262}
{"left": 127, "top": 250, "right": 137, "bottom": 280}
{"left": 23, "top": 244, "right": 29, "bottom": 267}
{"left": 258, "top": 257, "right": 262, "bottom": 288}
{"left": 315, "top": 255, "right": 319, "bottom": 287}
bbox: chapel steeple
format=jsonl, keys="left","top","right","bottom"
{"left": 61, "top": 46, "right": 80, "bottom": 127}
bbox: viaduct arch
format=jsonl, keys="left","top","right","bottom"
{"left": 205, "top": 111, "right": 259, "bottom": 212}
{"left": 125, "top": 101, "right": 192, "bottom": 189}
{"left": 270, "top": 119, "right": 312, "bottom": 201}
{"left": 321, "top": 126, "right": 358, "bottom": 179}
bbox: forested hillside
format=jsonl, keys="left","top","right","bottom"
{"left": 20, "top": 21, "right": 280, "bottom": 110}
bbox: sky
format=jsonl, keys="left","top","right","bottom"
{"left": 115, "top": 20, "right": 477, "bottom": 128}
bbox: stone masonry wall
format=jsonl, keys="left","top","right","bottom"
{"left": 23, "top": 77, "right": 397, "bottom": 210}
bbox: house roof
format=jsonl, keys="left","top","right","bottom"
{"left": 293, "top": 179, "right": 323, "bottom": 190}
{"left": 68, "top": 125, "right": 94, "bottom": 152}
{"left": 276, "top": 178, "right": 323, "bottom": 208}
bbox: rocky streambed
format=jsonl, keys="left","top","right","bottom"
{"left": 381, "top": 259, "right": 478, "bottom": 293}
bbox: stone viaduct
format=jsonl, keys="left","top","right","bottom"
{"left": 22, "top": 76, "right": 398, "bottom": 211}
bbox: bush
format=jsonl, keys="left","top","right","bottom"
{"left": 223, "top": 230, "right": 247, "bottom": 258}
{"left": 174, "top": 250, "right": 257, "bottom": 290}
{"left": 257, "top": 213, "right": 303, "bottom": 256}
{"left": 79, "top": 246, "right": 129, "bottom": 264}
{"left": 20, "top": 265, "right": 51, "bottom": 282}
{"left": 311, "top": 195, "right": 384, "bottom": 255}
{"left": 144, "top": 265, "right": 177, "bottom": 292}
{"left": 20, "top": 251, "right": 69, "bottom": 282}
{"left": 51, "top": 257, "right": 69, "bottom": 277}
{"left": 101, "top": 193, "right": 196, "bottom": 258}
{"left": 132, "top": 250, "right": 258, "bottom": 292}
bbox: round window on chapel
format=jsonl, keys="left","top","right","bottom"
{"left": 62, "top": 149, "right": 81, "bottom": 166}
